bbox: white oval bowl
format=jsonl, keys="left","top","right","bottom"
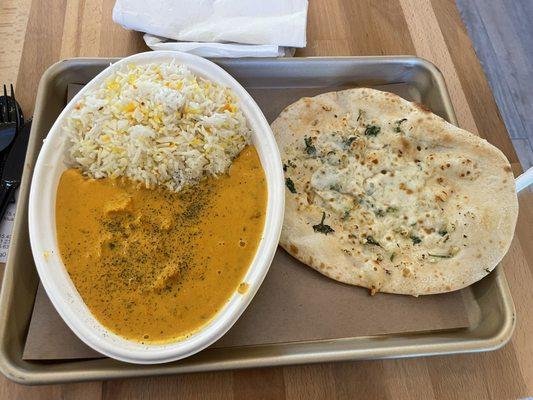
{"left": 28, "top": 51, "right": 284, "bottom": 364}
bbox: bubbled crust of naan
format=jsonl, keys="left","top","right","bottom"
{"left": 272, "top": 88, "right": 518, "bottom": 296}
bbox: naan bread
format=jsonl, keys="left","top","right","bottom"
{"left": 272, "top": 88, "right": 518, "bottom": 295}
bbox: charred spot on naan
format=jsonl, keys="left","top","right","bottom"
{"left": 413, "top": 102, "right": 432, "bottom": 113}
{"left": 289, "top": 244, "right": 299, "bottom": 255}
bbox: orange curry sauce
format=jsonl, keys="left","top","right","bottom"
{"left": 56, "top": 146, "right": 267, "bottom": 343}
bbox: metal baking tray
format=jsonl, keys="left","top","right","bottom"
{"left": 0, "top": 57, "right": 515, "bottom": 385}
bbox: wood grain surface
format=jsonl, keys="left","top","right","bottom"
{"left": 458, "top": 0, "right": 533, "bottom": 170}
{"left": 1, "top": 0, "right": 532, "bottom": 398}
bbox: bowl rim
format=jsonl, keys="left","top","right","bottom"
{"left": 28, "top": 51, "right": 284, "bottom": 364}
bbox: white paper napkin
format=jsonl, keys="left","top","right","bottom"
{"left": 143, "top": 34, "right": 296, "bottom": 58}
{"left": 113, "top": 0, "right": 308, "bottom": 58}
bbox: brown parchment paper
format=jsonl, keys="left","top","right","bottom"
{"left": 23, "top": 248, "right": 469, "bottom": 360}
{"left": 22, "top": 82, "right": 470, "bottom": 360}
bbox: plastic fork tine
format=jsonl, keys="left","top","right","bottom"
{"left": 10, "top": 84, "right": 19, "bottom": 130}
{"left": 4, "top": 85, "right": 9, "bottom": 122}
{"left": 2, "top": 84, "right": 8, "bottom": 123}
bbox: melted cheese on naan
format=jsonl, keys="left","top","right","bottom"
{"left": 283, "top": 110, "right": 477, "bottom": 268}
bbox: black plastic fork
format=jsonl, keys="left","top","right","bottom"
{"left": 0, "top": 84, "right": 20, "bottom": 153}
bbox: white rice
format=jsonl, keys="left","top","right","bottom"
{"left": 63, "top": 61, "right": 251, "bottom": 192}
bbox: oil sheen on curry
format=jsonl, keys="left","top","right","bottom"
{"left": 56, "top": 146, "right": 266, "bottom": 344}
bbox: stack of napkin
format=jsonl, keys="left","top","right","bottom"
{"left": 113, "top": 0, "right": 308, "bottom": 57}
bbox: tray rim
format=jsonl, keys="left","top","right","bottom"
{"left": 0, "top": 55, "right": 516, "bottom": 385}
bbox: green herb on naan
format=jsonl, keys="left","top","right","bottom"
{"left": 313, "top": 212, "right": 334, "bottom": 235}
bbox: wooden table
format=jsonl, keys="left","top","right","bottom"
{"left": 1, "top": 0, "right": 532, "bottom": 398}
